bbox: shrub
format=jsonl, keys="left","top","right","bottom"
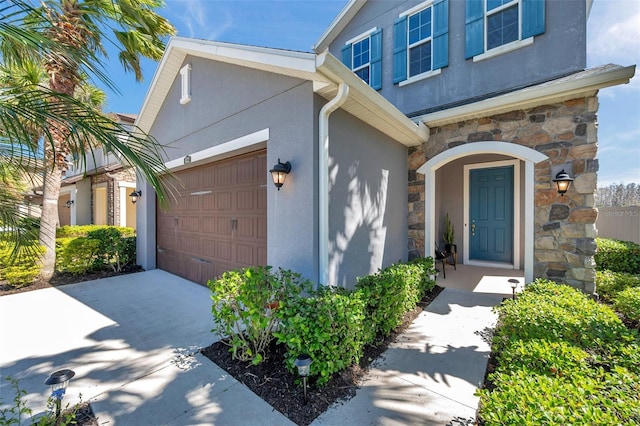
{"left": 356, "top": 257, "right": 435, "bottom": 343}
{"left": 209, "top": 266, "right": 311, "bottom": 365}
{"left": 478, "top": 279, "right": 640, "bottom": 424}
{"left": 275, "top": 287, "right": 367, "bottom": 385}
{"left": 56, "top": 225, "right": 135, "bottom": 238}
{"left": 86, "top": 228, "right": 135, "bottom": 272}
{"left": 613, "top": 287, "right": 640, "bottom": 324}
{"left": 0, "top": 242, "right": 43, "bottom": 287}
{"left": 595, "top": 269, "right": 640, "bottom": 302}
{"left": 56, "top": 227, "right": 136, "bottom": 274}
{"left": 56, "top": 237, "right": 101, "bottom": 274}
{"left": 595, "top": 238, "right": 640, "bottom": 274}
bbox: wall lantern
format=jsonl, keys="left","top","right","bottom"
{"left": 65, "top": 200, "right": 74, "bottom": 208}
{"left": 129, "top": 190, "right": 142, "bottom": 204}
{"left": 552, "top": 169, "right": 574, "bottom": 196}
{"left": 294, "top": 354, "right": 312, "bottom": 404}
{"left": 269, "top": 159, "right": 291, "bottom": 190}
{"left": 45, "top": 368, "right": 75, "bottom": 418}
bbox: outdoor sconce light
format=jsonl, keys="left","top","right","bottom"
{"left": 45, "top": 369, "right": 75, "bottom": 418}
{"left": 65, "top": 200, "right": 74, "bottom": 208}
{"left": 269, "top": 159, "right": 291, "bottom": 190}
{"left": 129, "top": 190, "right": 142, "bottom": 204}
{"left": 294, "top": 354, "right": 312, "bottom": 404}
{"left": 553, "top": 169, "right": 573, "bottom": 196}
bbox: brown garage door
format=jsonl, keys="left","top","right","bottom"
{"left": 157, "top": 150, "right": 267, "bottom": 284}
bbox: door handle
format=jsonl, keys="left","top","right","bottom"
{"left": 471, "top": 220, "right": 476, "bottom": 236}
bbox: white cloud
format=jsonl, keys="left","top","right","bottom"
{"left": 167, "top": 0, "right": 235, "bottom": 40}
{"left": 587, "top": 1, "right": 640, "bottom": 67}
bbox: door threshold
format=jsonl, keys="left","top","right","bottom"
{"left": 466, "top": 260, "right": 516, "bottom": 269}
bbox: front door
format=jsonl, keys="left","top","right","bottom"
{"left": 469, "top": 166, "right": 514, "bottom": 263}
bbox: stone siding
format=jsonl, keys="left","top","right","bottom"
{"left": 408, "top": 96, "right": 599, "bottom": 293}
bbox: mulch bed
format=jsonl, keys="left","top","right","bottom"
{"left": 201, "top": 286, "right": 444, "bottom": 426}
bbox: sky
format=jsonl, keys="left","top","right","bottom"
{"left": 96, "top": 0, "right": 640, "bottom": 187}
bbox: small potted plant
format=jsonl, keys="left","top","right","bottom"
{"left": 443, "top": 213, "right": 456, "bottom": 254}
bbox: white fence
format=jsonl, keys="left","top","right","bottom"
{"left": 596, "top": 206, "right": 640, "bottom": 244}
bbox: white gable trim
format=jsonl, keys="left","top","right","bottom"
{"left": 314, "top": 0, "right": 368, "bottom": 52}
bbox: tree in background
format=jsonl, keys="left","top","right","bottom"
{"left": 0, "top": 0, "right": 176, "bottom": 279}
{"left": 596, "top": 183, "right": 640, "bottom": 207}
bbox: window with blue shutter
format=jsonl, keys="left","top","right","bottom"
{"left": 394, "top": 0, "right": 448, "bottom": 84}
{"left": 465, "top": 0, "right": 545, "bottom": 59}
{"left": 393, "top": 17, "right": 408, "bottom": 83}
{"left": 340, "top": 28, "right": 383, "bottom": 90}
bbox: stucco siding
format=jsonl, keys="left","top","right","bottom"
{"left": 142, "top": 57, "right": 319, "bottom": 282}
{"left": 328, "top": 0, "right": 587, "bottom": 115}
{"left": 327, "top": 107, "right": 409, "bottom": 289}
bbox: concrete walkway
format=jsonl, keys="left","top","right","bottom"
{"left": 1, "top": 270, "right": 503, "bottom": 425}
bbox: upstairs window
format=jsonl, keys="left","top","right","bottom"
{"left": 465, "top": 0, "right": 545, "bottom": 60}
{"left": 341, "top": 28, "right": 382, "bottom": 90}
{"left": 408, "top": 7, "right": 433, "bottom": 77}
{"left": 486, "top": 0, "right": 519, "bottom": 50}
{"left": 353, "top": 37, "right": 371, "bottom": 84}
{"left": 394, "top": 0, "right": 449, "bottom": 85}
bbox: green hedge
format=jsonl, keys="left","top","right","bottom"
{"left": 56, "top": 227, "right": 136, "bottom": 274}
{"left": 595, "top": 269, "right": 640, "bottom": 302}
{"left": 0, "top": 242, "right": 43, "bottom": 288}
{"left": 356, "top": 257, "right": 435, "bottom": 342}
{"left": 595, "top": 238, "right": 640, "bottom": 274}
{"left": 56, "top": 225, "right": 135, "bottom": 238}
{"left": 275, "top": 287, "right": 367, "bottom": 385}
{"left": 478, "top": 279, "right": 640, "bottom": 424}
{"left": 210, "top": 258, "right": 436, "bottom": 386}
{"left": 613, "top": 287, "right": 640, "bottom": 324}
{"left": 208, "top": 266, "right": 311, "bottom": 364}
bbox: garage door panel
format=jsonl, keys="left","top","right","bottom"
{"left": 236, "top": 218, "right": 254, "bottom": 238}
{"left": 237, "top": 189, "right": 255, "bottom": 210}
{"left": 257, "top": 218, "right": 267, "bottom": 239}
{"left": 178, "top": 234, "right": 200, "bottom": 255}
{"left": 203, "top": 194, "right": 216, "bottom": 210}
{"left": 157, "top": 149, "right": 266, "bottom": 285}
{"left": 217, "top": 192, "right": 232, "bottom": 210}
{"left": 236, "top": 244, "right": 255, "bottom": 266}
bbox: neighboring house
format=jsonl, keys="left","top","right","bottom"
{"left": 60, "top": 113, "right": 138, "bottom": 229}
{"left": 135, "top": 0, "right": 635, "bottom": 293}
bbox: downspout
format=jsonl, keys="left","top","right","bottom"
{"left": 318, "top": 82, "right": 349, "bottom": 286}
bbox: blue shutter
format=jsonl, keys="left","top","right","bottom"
{"left": 465, "top": 0, "right": 484, "bottom": 59}
{"left": 370, "top": 28, "right": 382, "bottom": 90}
{"left": 432, "top": 0, "right": 449, "bottom": 69}
{"left": 341, "top": 43, "right": 353, "bottom": 69}
{"left": 522, "top": 0, "right": 545, "bottom": 38}
{"left": 393, "top": 16, "right": 407, "bottom": 83}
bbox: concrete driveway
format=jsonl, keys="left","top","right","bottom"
{"left": 0, "top": 270, "right": 293, "bottom": 425}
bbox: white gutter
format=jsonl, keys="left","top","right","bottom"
{"left": 319, "top": 83, "right": 349, "bottom": 286}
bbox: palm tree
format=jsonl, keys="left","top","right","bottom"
{"left": 0, "top": 0, "right": 176, "bottom": 279}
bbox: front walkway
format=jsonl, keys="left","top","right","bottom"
{"left": 435, "top": 263, "right": 525, "bottom": 296}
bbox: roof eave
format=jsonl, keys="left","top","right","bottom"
{"left": 316, "top": 52, "right": 429, "bottom": 146}
{"left": 414, "top": 65, "right": 636, "bottom": 128}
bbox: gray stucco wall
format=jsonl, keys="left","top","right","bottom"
{"left": 327, "top": 0, "right": 587, "bottom": 115}
{"left": 138, "top": 56, "right": 319, "bottom": 282}
{"left": 326, "top": 106, "right": 409, "bottom": 289}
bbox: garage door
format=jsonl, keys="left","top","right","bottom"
{"left": 157, "top": 150, "right": 267, "bottom": 285}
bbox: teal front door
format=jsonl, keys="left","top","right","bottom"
{"left": 469, "top": 166, "right": 514, "bottom": 263}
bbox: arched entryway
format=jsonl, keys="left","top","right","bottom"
{"left": 417, "top": 142, "right": 547, "bottom": 283}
